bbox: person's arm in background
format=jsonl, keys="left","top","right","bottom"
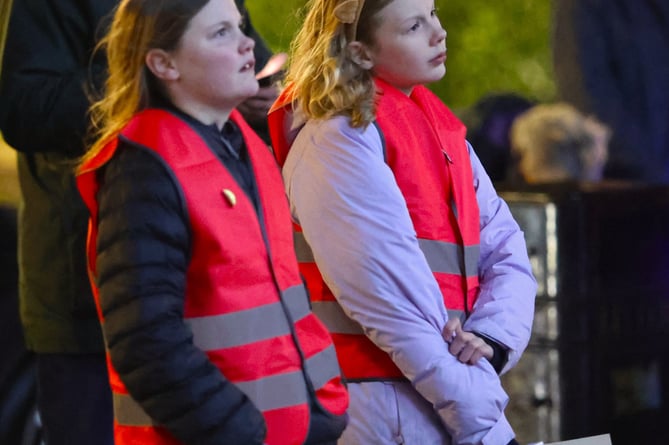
{"left": 461, "top": 142, "right": 537, "bottom": 374}
{"left": 234, "top": 0, "right": 281, "bottom": 144}
{"left": 284, "top": 116, "right": 515, "bottom": 445}
{"left": 0, "top": 0, "right": 113, "bottom": 155}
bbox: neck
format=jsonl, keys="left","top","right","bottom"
{"left": 173, "top": 102, "right": 232, "bottom": 130}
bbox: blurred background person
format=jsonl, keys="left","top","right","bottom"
{"left": 510, "top": 102, "right": 610, "bottom": 184}
{"left": 462, "top": 92, "right": 535, "bottom": 183}
{"left": 0, "top": 1, "right": 116, "bottom": 443}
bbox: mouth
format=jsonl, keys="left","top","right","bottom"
{"left": 241, "top": 60, "right": 255, "bottom": 73}
{"left": 430, "top": 51, "right": 447, "bottom": 65}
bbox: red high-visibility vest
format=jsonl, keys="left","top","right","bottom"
{"left": 77, "top": 109, "right": 348, "bottom": 445}
{"left": 269, "top": 80, "right": 481, "bottom": 380}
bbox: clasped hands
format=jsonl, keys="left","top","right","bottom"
{"left": 442, "top": 318, "right": 494, "bottom": 365}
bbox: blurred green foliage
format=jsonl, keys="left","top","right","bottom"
{"left": 246, "top": 0, "right": 555, "bottom": 112}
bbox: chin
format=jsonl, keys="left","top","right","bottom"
{"left": 432, "top": 67, "right": 447, "bottom": 81}
{"left": 418, "top": 75, "right": 444, "bottom": 86}
{"left": 427, "top": 73, "right": 445, "bottom": 84}
{"left": 247, "top": 82, "right": 260, "bottom": 97}
{"left": 427, "top": 61, "right": 445, "bottom": 74}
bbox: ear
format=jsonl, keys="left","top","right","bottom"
{"left": 346, "top": 41, "right": 374, "bottom": 70}
{"left": 145, "top": 48, "right": 180, "bottom": 81}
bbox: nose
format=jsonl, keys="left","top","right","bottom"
{"left": 434, "top": 25, "right": 447, "bottom": 44}
{"left": 241, "top": 33, "right": 255, "bottom": 53}
{"left": 430, "top": 14, "right": 447, "bottom": 46}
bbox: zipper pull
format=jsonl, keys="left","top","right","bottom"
{"left": 442, "top": 150, "right": 454, "bottom": 163}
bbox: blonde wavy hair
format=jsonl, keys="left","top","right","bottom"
{"left": 81, "top": 0, "right": 209, "bottom": 167}
{"left": 285, "top": 0, "right": 392, "bottom": 128}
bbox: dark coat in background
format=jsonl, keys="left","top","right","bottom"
{"left": 553, "top": 0, "right": 669, "bottom": 183}
{"left": 0, "top": 0, "right": 115, "bottom": 353}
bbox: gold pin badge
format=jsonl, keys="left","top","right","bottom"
{"left": 222, "top": 189, "right": 237, "bottom": 207}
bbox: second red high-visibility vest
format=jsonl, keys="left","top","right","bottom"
{"left": 269, "top": 80, "right": 481, "bottom": 380}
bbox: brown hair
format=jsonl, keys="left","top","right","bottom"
{"left": 81, "top": 0, "right": 209, "bottom": 167}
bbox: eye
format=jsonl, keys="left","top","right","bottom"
{"left": 408, "top": 21, "right": 421, "bottom": 32}
{"left": 215, "top": 26, "right": 229, "bottom": 37}
{"left": 431, "top": 8, "right": 439, "bottom": 18}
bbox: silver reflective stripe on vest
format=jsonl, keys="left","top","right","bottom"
{"left": 114, "top": 393, "right": 152, "bottom": 427}
{"left": 447, "top": 309, "right": 465, "bottom": 323}
{"left": 113, "top": 287, "right": 330, "bottom": 427}
{"left": 417, "top": 238, "right": 479, "bottom": 277}
{"left": 295, "top": 231, "right": 479, "bottom": 278}
{"left": 312, "top": 300, "right": 465, "bottom": 335}
{"left": 114, "top": 371, "right": 310, "bottom": 426}
{"left": 281, "top": 284, "right": 311, "bottom": 323}
{"left": 113, "top": 347, "right": 338, "bottom": 426}
{"left": 186, "top": 285, "right": 309, "bottom": 351}
{"left": 312, "top": 301, "right": 364, "bottom": 335}
{"left": 235, "top": 369, "right": 309, "bottom": 411}
{"left": 294, "top": 231, "right": 314, "bottom": 263}
{"left": 304, "top": 344, "right": 340, "bottom": 390}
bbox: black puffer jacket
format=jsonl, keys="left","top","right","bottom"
{"left": 94, "top": 113, "right": 346, "bottom": 444}
{"left": 96, "top": 137, "right": 267, "bottom": 444}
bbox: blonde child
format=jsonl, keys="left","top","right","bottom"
{"left": 269, "top": 0, "right": 537, "bottom": 443}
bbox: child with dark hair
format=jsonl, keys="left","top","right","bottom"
{"left": 76, "top": 0, "right": 349, "bottom": 443}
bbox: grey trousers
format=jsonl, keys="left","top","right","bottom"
{"left": 338, "top": 381, "right": 451, "bottom": 445}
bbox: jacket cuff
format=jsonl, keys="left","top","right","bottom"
{"left": 476, "top": 333, "right": 508, "bottom": 374}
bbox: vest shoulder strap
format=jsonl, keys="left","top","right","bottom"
{"left": 371, "top": 120, "right": 387, "bottom": 164}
